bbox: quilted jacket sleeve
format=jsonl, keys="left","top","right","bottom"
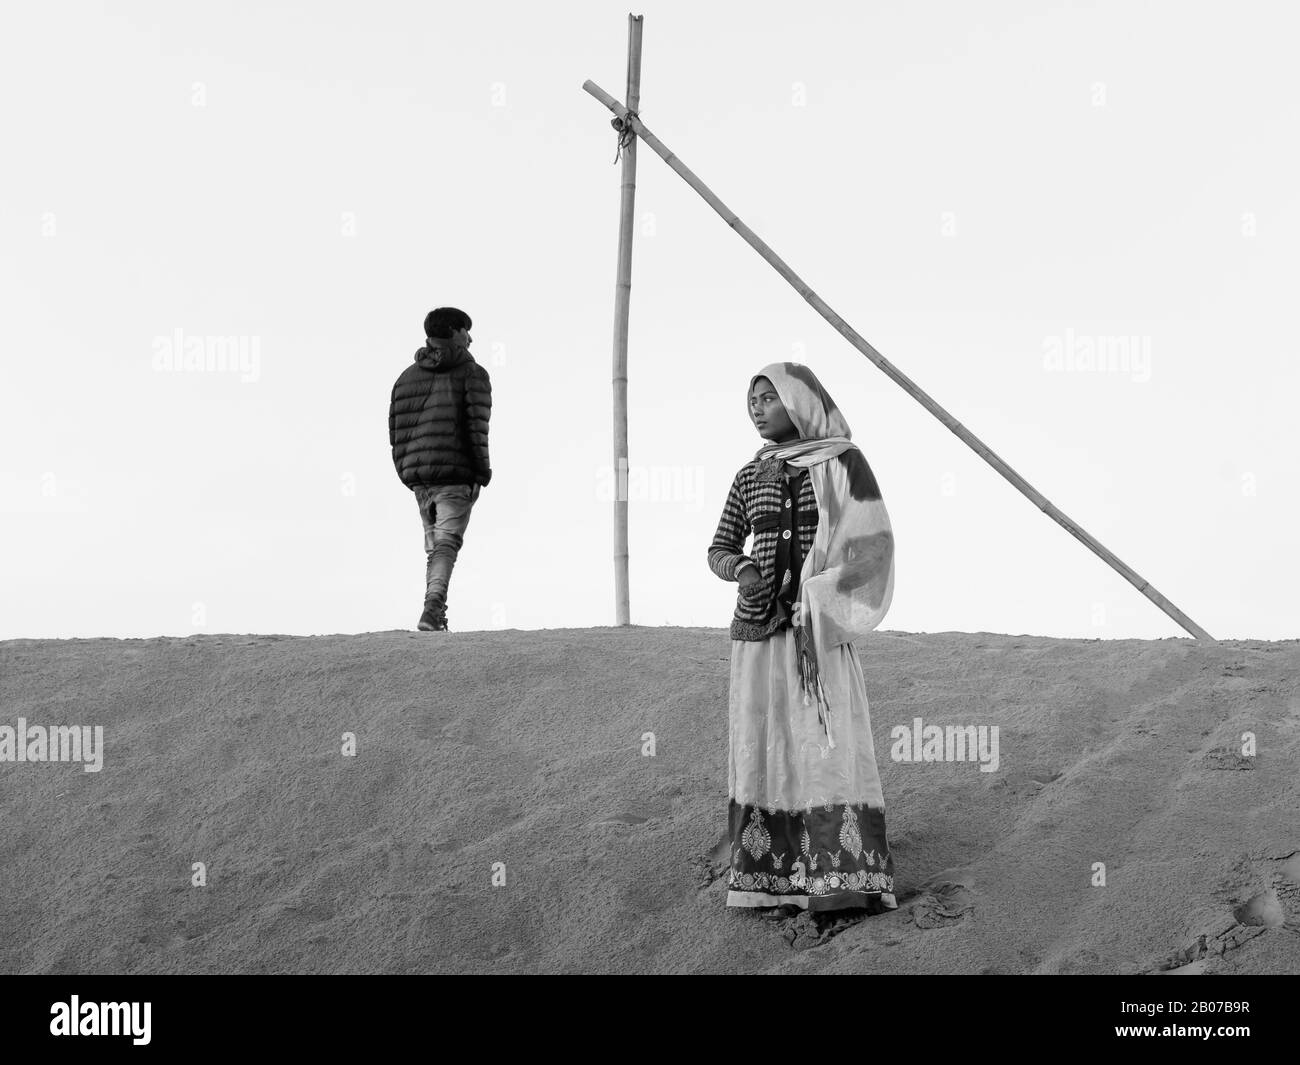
{"left": 463, "top": 364, "right": 492, "bottom": 485}
{"left": 388, "top": 378, "right": 401, "bottom": 475}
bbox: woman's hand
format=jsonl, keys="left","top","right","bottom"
{"left": 738, "top": 564, "right": 765, "bottom": 598}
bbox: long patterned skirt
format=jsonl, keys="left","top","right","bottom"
{"left": 727, "top": 625, "right": 897, "bottom": 913}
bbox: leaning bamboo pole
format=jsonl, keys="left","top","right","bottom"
{"left": 583, "top": 78, "right": 1215, "bottom": 641}
{"left": 610, "top": 15, "right": 643, "bottom": 627}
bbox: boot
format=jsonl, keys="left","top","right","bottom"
{"left": 417, "top": 596, "right": 446, "bottom": 632}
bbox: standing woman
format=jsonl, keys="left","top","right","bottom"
{"left": 707, "top": 362, "right": 897, "bottom": 915}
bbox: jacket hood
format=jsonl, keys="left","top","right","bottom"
{"left": 414, "top": 340, "right": 471, "bottom": 372}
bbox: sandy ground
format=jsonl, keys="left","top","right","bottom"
{"left": 0, "top": 626, "right": 1297, "bottom": 974}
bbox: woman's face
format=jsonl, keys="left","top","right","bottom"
{"left": 749, "top": 377, "right": 798, "bottom": 443}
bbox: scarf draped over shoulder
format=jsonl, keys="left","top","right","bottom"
{"left": 748, "top": 362, "right": 895, "bottom": 747}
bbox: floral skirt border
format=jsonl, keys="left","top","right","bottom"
{"left": 725, "top": 799, "right": 897, "bottom": 913}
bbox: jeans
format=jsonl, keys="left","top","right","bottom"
{"left": 413, "top": 482, "right": 481, "bottom": 604}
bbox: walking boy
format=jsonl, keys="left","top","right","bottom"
{"left": 389, "top": 307, "right": 492, "bottom": 631}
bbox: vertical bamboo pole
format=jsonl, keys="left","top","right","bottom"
{"left": 611, "top": 14, "right": 643, "bottom": 627}
{"left": 582, "top": 78, "right": 1215, "bottom": 641}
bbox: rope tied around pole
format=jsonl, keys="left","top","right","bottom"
{"left": 611, "top": 111, "right": 639, "bottom": 164}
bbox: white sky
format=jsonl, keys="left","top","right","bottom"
{"left": 1, "top": 0, "right": 1295, "bottom": 641}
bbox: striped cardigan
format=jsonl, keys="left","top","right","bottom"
{"left": 708, "top": 454, "right": 820, "bottom": 641}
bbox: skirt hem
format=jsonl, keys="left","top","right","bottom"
{"left": 727, "top": 889, "right": 898, "bottom": 914}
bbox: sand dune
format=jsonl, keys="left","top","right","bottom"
{"left": 1, "top": 627, "right": 1297, "bottom": 974}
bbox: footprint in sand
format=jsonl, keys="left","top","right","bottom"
{"left": 1148, "top": 925, "right": 1262, "bottom": 973}
{"left": 591, "top": 801, "right": 672, "bottom": 828}
{"left": 1146, "top": 907, "right": 1275, "bottom": 973}
{"left": 690, "top": 829, "right": 732, "bottom": 890}
{"left": 1233, "top": 888, "right": 1285, "bottom": 928}
{"left": 779, "top": 904, "right": 895, "bottom": 950}
{"left": 707, "top": 832, "right": 730, "bottom": 866}
{"left": 1145, "top": 851, "right": 1300, "bottom": 972}
{"left": 1276, "top": 852, "right": 1300, "bottom": 885}
{"left": 910, "top": 877, "right": 975, "bottom": 930}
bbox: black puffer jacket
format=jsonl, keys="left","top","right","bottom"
{"left": 389, "top": 342, "right": 492, "bottom": 489}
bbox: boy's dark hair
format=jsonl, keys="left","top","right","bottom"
{"left": 424, "top": 306, "right": 473, "bottom": 339}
